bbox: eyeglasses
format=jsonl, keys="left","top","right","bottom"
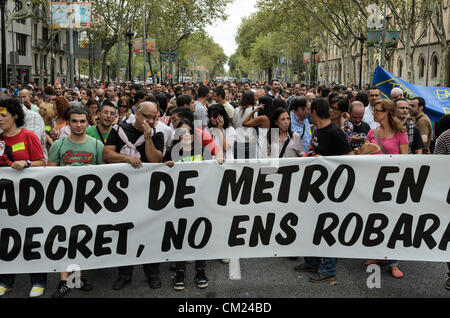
{"left": 139, "top": 111, "right": 158, "bottom": 121}
{"left": 372, "top": 108, "right": 386, "bottom": 114}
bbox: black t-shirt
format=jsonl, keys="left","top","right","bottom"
{"left": 312, "top": 122, "right": 353, "bottom": 156}
{"left": 105, "top": 122, "right": 164, "bottom": 162}
{"left": 351, "top": 121, "right": 371, "bottom": 149}
{"left": 406, "top": 122, "right": 424, "bottom": 154}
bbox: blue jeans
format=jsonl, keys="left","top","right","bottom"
{"left": 304, "top": 257, "right": 337, "bottom": 276}
{"left": 0, "top": 273, "right": 47, "bottom": 288}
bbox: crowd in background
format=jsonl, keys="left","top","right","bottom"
{"left": 1, "top": 78, "right": 449, "bottom": 297}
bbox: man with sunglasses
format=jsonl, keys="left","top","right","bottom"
{"left": 103, "top": 101, "right": 164, "bottom": 291}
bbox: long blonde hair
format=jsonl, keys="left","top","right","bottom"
{"left": 39, "top": 102, "right": 55, "bottom": 124}
{"left": 375, "top": 99, "right": 406, "bottom": 134}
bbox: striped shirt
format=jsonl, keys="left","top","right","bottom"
{"left": 433, "top": 129, "right": 450, "bottom": 155}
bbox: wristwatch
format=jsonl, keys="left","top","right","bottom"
{"left": 25, "top": 160, "right": 31, "bottom": 168}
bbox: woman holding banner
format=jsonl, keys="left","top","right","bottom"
{"left": 164, "top": 118, "right": 223, "bottom": 291}
{"left": 0, "top": 97, "right": 47, "bottom": 297}
{"left": 261, "top": 107, "right": 305, "bottom": 158}
{"left": 358, "top": 99, "right": 408, "bottom": 279}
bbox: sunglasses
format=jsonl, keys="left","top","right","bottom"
{"left": 208, "top": 113, "right": 219, "bottom": 119}
{"left": 118, "top": 104, "right": 128, "bottom": 108}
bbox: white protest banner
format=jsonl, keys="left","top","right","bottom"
{"left": 0, "top": 156, "right": 449, "bottom": 274}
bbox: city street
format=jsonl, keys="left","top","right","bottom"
{"left": 2, "top": 257, "right": 449, "bottom": 298}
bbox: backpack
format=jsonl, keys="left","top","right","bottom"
{"left": 0, "top": 133, "right": 14, "bottom": 167}
{"left": 112, "top": 123, "right": 145, "bottom": 159}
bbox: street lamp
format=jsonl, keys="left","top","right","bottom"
{"left": 106, "top": 61, "right": 110, "bottom": 82}
{"left": 357, "top": 34, "right": 366, "bottom": 90}
{"left": 1, "top": 0, "right": 7, "bottom": 88}
{"left": 125, "top": 31, "right": 134, "bottom": 82}
{"left": 311, "top": 49, "right": 318, "bottom": 85}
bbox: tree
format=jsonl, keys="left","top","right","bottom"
{"left": 386, "top": 0, "right": 430, "bottom": 83}
{"left": 428, "top": 0, "right": 449, "bottom": 86}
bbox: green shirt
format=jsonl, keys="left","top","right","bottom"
{"left": 86, "top": 125, "right": 110, "bottom": 144}
{"left": 49, "top": 135, "right": 104, "bottom": 166}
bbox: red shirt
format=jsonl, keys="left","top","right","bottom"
{"left": 3, "top": 129, "right": 44, "bottom": 162}
{"left": 196, "top": 128, "right": 219, "bottom": 156}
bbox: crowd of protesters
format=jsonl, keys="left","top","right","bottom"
{"left": 0, "top": 78, "right": 449, "bottom": 297}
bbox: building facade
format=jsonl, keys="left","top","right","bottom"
{"left": 317, "top": 6, "right": 450, "bottom": 88}
{"left": 0, "top": 0, "right": 79, "bottom": 87}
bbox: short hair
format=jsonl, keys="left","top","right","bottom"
{"left": 391, "top": 87, "right": 404, "bottom": 97}
{"left": 0, "top": 96, "right": 25, "bottom": 127}
{"left": 355, "top": 91, "right": 369, "bottom": 107}
{"left": 394, "top": 98, "right": 409, "bottom": 106}
{"left": 349, "top": 101, "right": 364, "bottom": 114}
{"left": 311, "top": 98, "right": 330, "bottom": 119}
{"left": 412, "top": 97, "right": 426, "bottom": 109}
{"left": 289, "top": 97, "right": 308, "bottom": 111}
{"left": 98, "top": 99, "right": 116, "bottom": 112}
{"left": 269, "top": 79, "right": 279, "bottom": 86}
{"left": 330, "top": 96, "right": 350, "bottom": 113}
{"left": 145, "top": 94, "right": 159, "bottom": 108}
{"left": 177, "top": 94, "right": 192, "bottom": 107}
{"left": 130, "top": 84, "right": 141, "bottom": 91}
{"left": 198, "top": 85, "right": 210, "bottom": 98}
{"left": 342, "top": 90, "right": 353, "bottom": 100}
{"left": 369, "top": 86, "right": 380, "bottom": 92}
{"left": 172, "top": 106, "right": 194, "bottom": 122}
{"left": 436, "top": 114, "right": 450, "bottom": 138}
{"left": 65, "top": 106, "right": 89, "bottom": 121}
{"left": 273, "top": 98, "right": 287, "bottom": 110}
{"left": 134, "top": 90, "right": 147, "bottom": 102}
{"left": 320, "top": 87, "right": 330, "bottom": 98}
{"left": 214, "top": 88, "right": 226, "bottom": 100}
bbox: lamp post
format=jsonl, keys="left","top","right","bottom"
{"left": 357, "top": 34, "right": 366, "bottom": 90}
{"left": 311, "top": 49, "right": 318, "bottom": 85}
{"left": 125, "top": 31, "right": 134, "bottom": 82}
{"left": 106, "top": 61, "right": 110, "bottom": 82}
{"left": 1, "top": 0, "right": 7, "bottom": 88}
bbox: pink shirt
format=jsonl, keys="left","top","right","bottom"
{"left": 366, "top": 129, "right": 408, "bottom": 155}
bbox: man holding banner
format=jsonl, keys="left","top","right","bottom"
{"left": 295, "top": 98, "right": 353, "bottom": 283}
{"left": 103, "top": 101, "right": 164, "bottom": 290}
{"left": 47, "top": 106, "right": 102, "bottom": 297}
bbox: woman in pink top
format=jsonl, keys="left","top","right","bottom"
{"left": 362, "top": 99, "right": 408, "bottom": 279}
{"left": 365, "top": 100, "right": 409, "bottom": 155}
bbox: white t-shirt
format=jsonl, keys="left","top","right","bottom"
{"left": 204, "top": 126, "right": 236, "bottom": 160}
{"left": 363, "top": 104, "right": 380, "bottom": 130}
{"left": 155, "top": 121, "right": 173, "bottom": 156}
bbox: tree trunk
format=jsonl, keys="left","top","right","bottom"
{"left": 440, "top": 43, "right": 448, "bottom": 86}
{"left": 404, "top": 34, "right": 415, "bottom": 83}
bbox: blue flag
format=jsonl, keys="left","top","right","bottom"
{"left": 373, "top": 65, "right": 450, "bottom": 122}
